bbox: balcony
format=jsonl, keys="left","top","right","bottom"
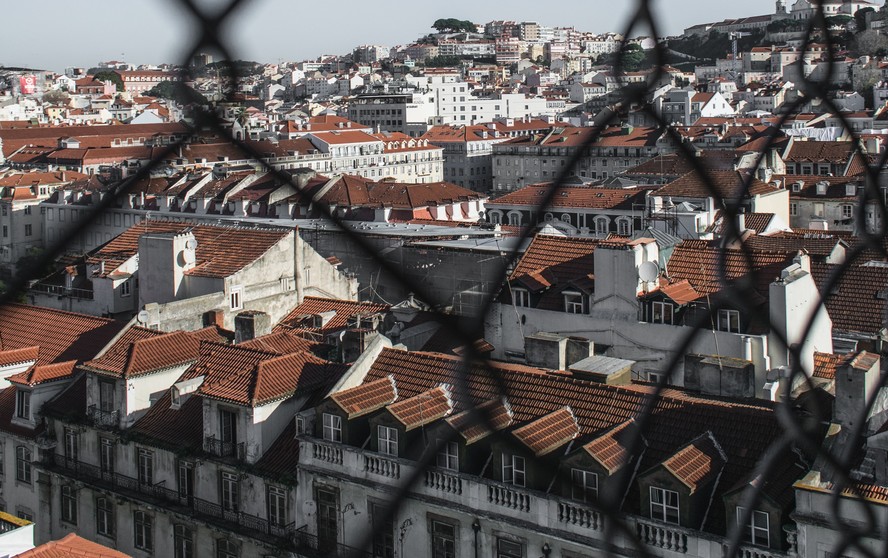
{"left": 87, "top": 405, "right": 119, "bottom": 429}
{"left": 47, "top": 453, "right": 295, "bottom": 545}
{"left": 30, "top": 282, "right": 94, "bottom": 300}
{"left": 205, "top": 436, "right": 245, "bottom": 460}
{"left": 292, "top": 525, "right": 374, "bottom": 558}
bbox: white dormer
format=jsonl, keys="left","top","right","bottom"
{"left": 171, "top": 375, "right": 205, "bottom": 409}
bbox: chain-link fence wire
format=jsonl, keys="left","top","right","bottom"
{"left": 3, "top": 0, "right": 888, "bottom": 556}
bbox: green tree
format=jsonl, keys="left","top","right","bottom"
{"left": 432, "top": 18, "right": 475, "bottom": 33}
{"left": 42, "top": 89, "right": 69, "bottom": 105}
{"left": 145, "top": 81, "right": 208, "bottom": 105}
{"left": 92, "top": 70, "right": 124, "bottom": 92}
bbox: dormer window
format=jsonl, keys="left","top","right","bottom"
{"left": 436, "top": 440, "right": 459, "bottom": 471}
{"left": 650, "top": 486, "right": 680, "bottom": 524}
{"left": 502, "top": 453, "right": 526, "bottom": 487}
{"left": 737, "top": 507, "right": 770, "bottom": 547}
{"left": 571, "top": 469, "right": 598, "bottom": 503}
{"left": 651, "top": 301, "right": 674, "bottom": 325}
{"left": 717, "top": 309, "right": 740, "bottom": 333}
{"left": 512, "top": 288, "right": 529, "bottom": 308}
{"left": 15, "top": 389, "right": 30, "bottom": 420}
{"left": 378, "top": 425, "right": 398, "bottom": 456}
{"left": 564, "top": 292, "right": 584, "bottom": 314}
{"left": 322, "top": 413, "right": 342, "bottom": 443}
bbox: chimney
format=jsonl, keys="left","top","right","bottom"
{"left": 834, "top": 352, "right": 881, "bottom": 431}
{"left": 235, "top": 311, "right": 272, "bottom": 343}
{"left": 203, "top": 309, "right": 225, "bottom": 329}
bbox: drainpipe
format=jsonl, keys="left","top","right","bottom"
{"left": 472, "top": 519, "right": 481, "bottom": 558}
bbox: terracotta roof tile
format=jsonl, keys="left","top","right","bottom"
{"left": 655, "top": 170, "right": 779, "bottom": 199}
{"left": 8, "top": 361, "right": 77, "bottom": 387}
{"left": 0, "top": 346, "right": 40, "bottom": 367}
{"left": 84, "top": 329, "right": 201, "bottom": 378}
{"left": 16, "top": 532, "right": 129, "bottom": 558}
{"left": 445, "top": 398, "right": 514, "bottom": 444}
{"left": 666, "top": 242, "right": 794, "bottom": 296}
{"left": 0, "top": 304, "right": 123, "bottom": 365}
{"left": 813, "top": 351, "right": 842, "bottom": 380}
{"left": 330, "top": 375, "right": 398, "bottom": 419}
{"left": 131, "top": 386, "right": 204, "bottom": 452}
{"left": 582, "top": 419, "right": 645, "bottom": 474}
{"left": 315, "top": 175, "right": 485, "bottom": 209}
{"left": 490, "top": 184, "right": 648, "bottom": 211}
{"left": 509, "top": 234, "right": 597, "bottom": 290}
{"left": 277, "top": 297, "right": 389, "bottom": 334}
{"left": 254, "top": 420, "right": 300, "bottom": 479}
{"left": 386, "top": 385, "right": 453, "bottom": 430}
{"left": 239, "top": 330, "right": 320, "bottom": 355}
{"left": 512, "top": 406, "right": 579, "bottom": 456}
{"left": 660, "top": 432, "right": 727, "bottom": 494}
{"left": 812, "top": 263, "right": 888, "bottom": 336}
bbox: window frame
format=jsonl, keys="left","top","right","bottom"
{"left": 511, "top": 287, "right": 530, "bottom": 308}
{"left": 100, "top": 437, "right": 115, "bottom": 474}
{"left": 377, "top": 425, "right": 398, "bottom": 456}
{"left": 229, "top": 285, "right": 243, "bottom": 310}
{"left": 61, "top": 485, "right": 78, "bottom": 525}
{"left": 650, "top": 486, "right": 680, "bottom": 524}
{"left": 96, "top": 496, "right": 115, "bottom": 537}
{"left": 564, "top": 291, "right": 584, "bottom": 314}
{"left": 15, "top": 446, "right": 31, "bottom": 484}
{"left": 502, "top": 454, "right": 526, "bottom": 487}
{"left": 437, "top": 440, "right": 459, "bottom": 471}
{"left": 322, "top": 413, "right": 342, "bottom": 443}
{"left": 737, "top": 506, "right": 770, "bottom": 548}
{"left": 496, "top": 537, "right": 524, "bottom": 558}
{"left": 220, "top": 470, "right": 239, "bottom": 512}
{"left": 431, "top": 518, "right": 457, "bottom": 558}
{"left": 570, "top": 468, "right": 599, "bottom": 502}
{"left": 133, "top": 510, "right": 153, "bottom": 552}
{"left": 64, "top": 427, "right": 79, "bottom": 462}
{"left": 717, "top": 309, "right": 741, "bottom": 333}
{"left": 15, "top": 389, "right": 30, "bottom": 420}
{"left": 174, "top": 524, "right": 194, "bottom": 558}
{"left": 267, "top": 485, "right": 287, "bottom": 527}
{"left": 651, "top": 301, "right": 674, "bottom": 325}
{"left": 137, "top": 448, "right": 154, "bottom": 486}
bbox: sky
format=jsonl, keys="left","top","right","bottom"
{"left": 1, "top": 0, "right": 778, "bottom": 71}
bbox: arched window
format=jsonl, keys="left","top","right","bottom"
{"left": 489, "top": 210, "right": 502, "bottom": 225}
{"left": 543, "top": 213, "right": 554, "bottom": 223}
{"left": 508, "top": 212, "right": 522, "bottom": 226}
{"left": 561, "top": 213, "right": 572, "bottom": 224}
{"left": 594, "top": 216, "right": 609, "bottom": 236}
{"left": 617, "top": 218, "right": 632, "bottom": 236}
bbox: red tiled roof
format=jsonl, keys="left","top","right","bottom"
{"left": 666, "top": 242, "right": 794, "bottom": 296}
{"left": 131, "top": 383, "right": 204, "bottom": 452}
{"left": 330, "top": 375, "right": 398, "bottom": 419}
{"left": 0, "top": 346, "right": 40, "bottom": 367}
{"left": 87, "top": 221, "right": 290, "bottom": 278}
{"left": 489, "top": 184, "right": 648, "bottom": 211}
{"left": 499, "top": 125, "right": 660, "bottom": 149}
{"left": 582, "top": 420, "right": 644, "bottom": 475}
{"left": 385, "top": 385, "right": 453, "bottom": 430}
{"left": 658, "top": 279, "right": 702, "bottom": 306}
{"left": 511, "top": 406, "right": 579, "bottom": 456}
{"left": 655, "top": 170, "right": 779, "bottom": 199}
{"left": 509, "top": 234, "right": 597, "bottom": 291}
{"left": 0, "top": 304, "right": 123, "bottom": 365}
{"left": 239, "top": 330, "right": 320, "bottom": 355}
{"left": 660, "top": 432, "right": 727, "bottom": 494}
{"left": 277, "top": 297, "right": 389, "bottom": 334}
{"left": 812, "top": 351, "right": 841, "bottom": 380}
{"left": 83, "top": 327, "right": 199, "bottom": 378}
{"left": 8, "top": 361, "right": 77, "bottom": 387}
{"left": 812, "top": 263, "right": 888, "bottom": 336}
{"left": 254, "top": 420, "right": 300, "bottom": 478}
{"left": 445, "top": 398, "right": 514, "bottom": 444}
{"left": 785, "top": 141, "right": 855, "bottom": 163}
{"left": 16, "top": 532, "right": 129, "bottom": 558}
{"left": 313, "top": 175, "right": 485, "bottom": 209}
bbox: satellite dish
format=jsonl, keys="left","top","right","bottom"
{"left": 137, "top": 310, "right": 149, "bottom": 324}
{"left": 639, "top": 261, "right": 660, "bottom": 283}
{"left": 179, "top": 250, "right": 196, "bottom": 266}
{"left": 185, "top": 238, "right": 198, "bottom": 250}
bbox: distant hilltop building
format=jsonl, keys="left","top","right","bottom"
{"left": 685, "top": 0, "right": 882, "bottom": 36}
{"left": 787, "top": 0, "right": 882, "bottom": 19}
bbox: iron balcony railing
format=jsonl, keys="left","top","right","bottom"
{"left": 29, "top": 282, "right": 94, "bottom": 300}
{"left": 87, "top": 405, "right": 119, "bottom": 428}
{"left": 48, "top": 453, "right": 295, "bottom": 544}
{"left": 205, "top": 436, "right": 245, "bottom": 460}
{"left": 293, "top": 525, "right": 375, "bottom": 558}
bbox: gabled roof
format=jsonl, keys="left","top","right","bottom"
{"left": 0, "top": 304, "right": 123, "bottom": 365}
{"left": 811, "top": 263, "right": 888, "bottom": 336}
{"left": 655, "top": 170, "right": 779, "bottom": 200}
{"left": 660, "top": 431, "right": 727, "bottom": 494}
{"left": 8, "top": 361, "right": 78, "bottom": 387}
{"left": 83, "top": 329, "right": 201, "bottom": 378}
{"left": 509, "top": 234, "right": 597, "bottom": 291}
{"left": 16, "top": 532, "right": 129, "bottom": 558}
{"left": 512, "top": 406, "right": 579, "bottom": 457}
{"left": 582, "top": 419, "right": 646, "bottom": 475}
{"left": 385, "top": 385, "right": 454, "bottom": 430}
{"left": 445, "top": 398, "right": 514, "bottom": 444}
{"left": 310, "top": 175, "right": 485, "bottom": 209}
{"left": 489, "top": 184, "right": 649, "bottom": 211}
{"left": 277, "top": 297, "right": 389, "bottom": 334}
{"left": 330, "top": 375, "right": 398, "bottom": 419}
{"left": 87, "top": 220, "right": 291, "bottom": 279}
{"left": 0, "top": 346, "right": 40, "bottom": 368}
{"left": 196, "top": 343, "right": 345, "bottom": 407}
{"left": 239, "top": 330, "right": 320, "bottom": 355}
{"left": 666, "top": 241, "right": 794, "bottom": 297}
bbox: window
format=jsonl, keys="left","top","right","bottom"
{"left": 99, "top": 381, "right": 115, "bottom": 413}
{"left": 1, "top": 226, "right": 6, "bottom": 238}
{"left": 178, "top": 461, "right": 194, "bottom": 500}
{"left": 64, "top": 428, "right": 79, "bottom": 462}
{"left": 511, "top": 288, "right": 529, "bottom": 308}
{"left": 134, "top": 511, "right": 153, "bottom": 552}
{"left": 737, "top": 507, "right": 770, "bottom": 547}
{"left": 564, "top": 292, "right": 584, "bottom": 314}
{"left": 24, "top": 224, "right": 32, "bottom": 237}
{"left": 650, "top": 486, "right": 680, "bottom": 524}
{"left": 571, "top": 469, "right": 598, "bottom": 502}
{"left": 842, "top": 204, "right": 853, "bottom": 219}
{"left": 137, "top": 449, "right": 154, "bottom": 486}
{"left": 437, "top": 440, "right": 459, "bottom": 471}
{"left": 322, "top": 413, "right": 342, "bottom": 443}
{"left": 217, "top": 538, "right": 239, "bottom": 558}
{"left": 15, "top": 446, "right": 31, "bottom": 484}
{"left": 717, "top": 309, "right": 740, "bottom": 333}
{"left": 595, "top": 216, "right": 609, "bottom": 236}
{"left": 219, "top": 409, "right": 237, "bottom": 444}
{"left": 16, "top": 509, "right": 33, "bottom": 522}
{"left": 317, "top": 488, "right": 339, "bottom": 552}
{"left": 378, "top": 425, "right": 398, "bottom": 456}
{"left": 370, "top": 501, "right": 395, "bottom": 558}
{"left": 96, "top": 497, "right": 115, "bottom": 537}
{"left": 790, "top": 202, "right": 798, "bottom": 217}
{"left": 120, "top": 279, "right": 131, "bottom": 297}
{"left": 221, "top": 471, "right": 239, "bottom": 512}
{"left": 100, "top": 438, "right": 114, "bottom": 474}
{"left": 268, "top": 486, "right": 287, "bottom": 527}
{"left": 651, "top": 301, "right": 674, "bottom": 325}
{"left": 813, "top": 202, "right": 824, "bottom": 217}
{"left": 61, "top": 485, "right": 77, "bottom": 524}
{"left": 174, "top": 525, "right": 194, "bottom": 558}
{"left": 229, "top": 286, "right": 243, "bottom": 310}
{"left": 502, "top": 454, "right": 526, "bottom": 487}
{"left": 617, "top": 218, "right": 632, "bottom": 236}
{"left": 15, "top": 390, "right": 30, "bottom": 420}
{"left": 431, "top": 520, "right": 457, "bottom": 558}
{"left": 496, "top": 538, "right": 524, "bottom": 558}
